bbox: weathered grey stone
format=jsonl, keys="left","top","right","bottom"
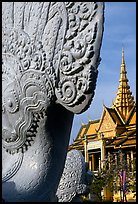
{"left": 2, "top": 2, "right": 104, "bottom": 202}
{"left": 56, "top": 150, "right": 94, "bottom": 202}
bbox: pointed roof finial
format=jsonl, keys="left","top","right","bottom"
{"left": 80, "top": 119, "right": 84, "bottom": 125}
{"left": 122, "top": 47, "right": 125, "bottom": 64}
{"left": 102, "top": 100, "right": 105, "bottom": 107}
{"left": 120, "top": 47, "right": 126, "bottom": 75}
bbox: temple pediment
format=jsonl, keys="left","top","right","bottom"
{"left": 96, "top": 106, "right": 116, "bottom": 138}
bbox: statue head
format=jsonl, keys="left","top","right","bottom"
{"left": 2, "top": 30, "right": 56, "bottom": 154}
{"left": 56, "top": 150, "right": 94, "bottom": 202}
{"left": 2, "top": 2, "right": 104, "bottom": 154}
{"left": 2, "top": 2, "right": 104, "bottom": 202}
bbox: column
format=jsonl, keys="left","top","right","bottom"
{"left": 115, "top": 153, "right": 117, "bottom": 167}
{"left": 99, "top": 155, "right": 101, "bottom": 171}
{"left": 84, "top": 135, "right": 88, "bottom": 162}
{"left": 92, "top": 153, "right": 95, "bottom": 171}
{"left": 108, "top": 152, "right": 111, "bottom": 169}
{"left": 89, "top": 155, "right": 92, "bottom": 171}
{"left": 101, "top": 139, "right": 105, "bottom": 169}
{"left": 130, "top": 151, "right": 134, "bottom": 173}
{"left": 127, "top": 153, "right": 130, "bottom": 171}
{"left": 100, "top": 137, "right": 106, "bottom": 200}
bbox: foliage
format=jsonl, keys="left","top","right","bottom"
{"left": 82, "top": 196, "right": 92, "bottom": 202}
{"left": 90, "top": 173, "right": 104, "bottom": 201}
{"left": 89, "top": 150, "right": 136, "bottom": 202}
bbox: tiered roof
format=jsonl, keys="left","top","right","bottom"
{"left": 69, "top": 49, "right": 136, "bottom": 151}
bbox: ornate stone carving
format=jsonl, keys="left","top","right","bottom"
{"left": 2, "top": 52, "right": 54, "bottom": 154}
{"left": 56, "top": 150, "right": 94, "bottom": 202}
{"left": 55, "top": 2, "right": 104, "bottom": 113}
{"left": 2, "top": 2, "right": 104, "bottom": 202}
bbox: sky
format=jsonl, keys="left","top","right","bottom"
{"left": 69, "top": 2, "right": 136, "bottom": 144}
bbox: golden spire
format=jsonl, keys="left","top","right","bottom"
{"left": 113, "top": 48, "right": 135, "bottom": 121}
{"left": 122, "top": 47, "right": 125, "bottom": 64}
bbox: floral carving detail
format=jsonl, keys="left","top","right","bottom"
{"left": 55, "top": 2, "right": 104, "bottom": 113}
{"left": 3, "top": 29, "right": 56, "bottom": 87}
{"left": 3, "top": 89, "right": 19, "bottom": 114}
{"left": 56, "top": 77, "right": 77, "bottom": 105}
{"left": 56, "top": 150, "right": 93, "bottom": 202}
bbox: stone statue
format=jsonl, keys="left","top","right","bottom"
{"left": 56, "top": 150, "right": 94, "bottom": 202}
{"left": 2, "top": 2, "right": 104, "bottom": 202}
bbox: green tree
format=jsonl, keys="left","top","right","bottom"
{"left": 89, "top": 150, "right": 136, "bottom": 202}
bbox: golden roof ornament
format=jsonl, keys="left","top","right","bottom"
{"left": 113, "top": 48, "right": 135, "bottom": 120}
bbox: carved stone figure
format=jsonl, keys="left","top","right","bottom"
{"left": 2, "top": 2, "right": 104, "bottom": 202}
{"left": 56, "top": 150, "right": 94, "bottom": 202}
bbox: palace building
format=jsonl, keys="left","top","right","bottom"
{"left": 68, "top": 49, "right": 136, "bottom": 202}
